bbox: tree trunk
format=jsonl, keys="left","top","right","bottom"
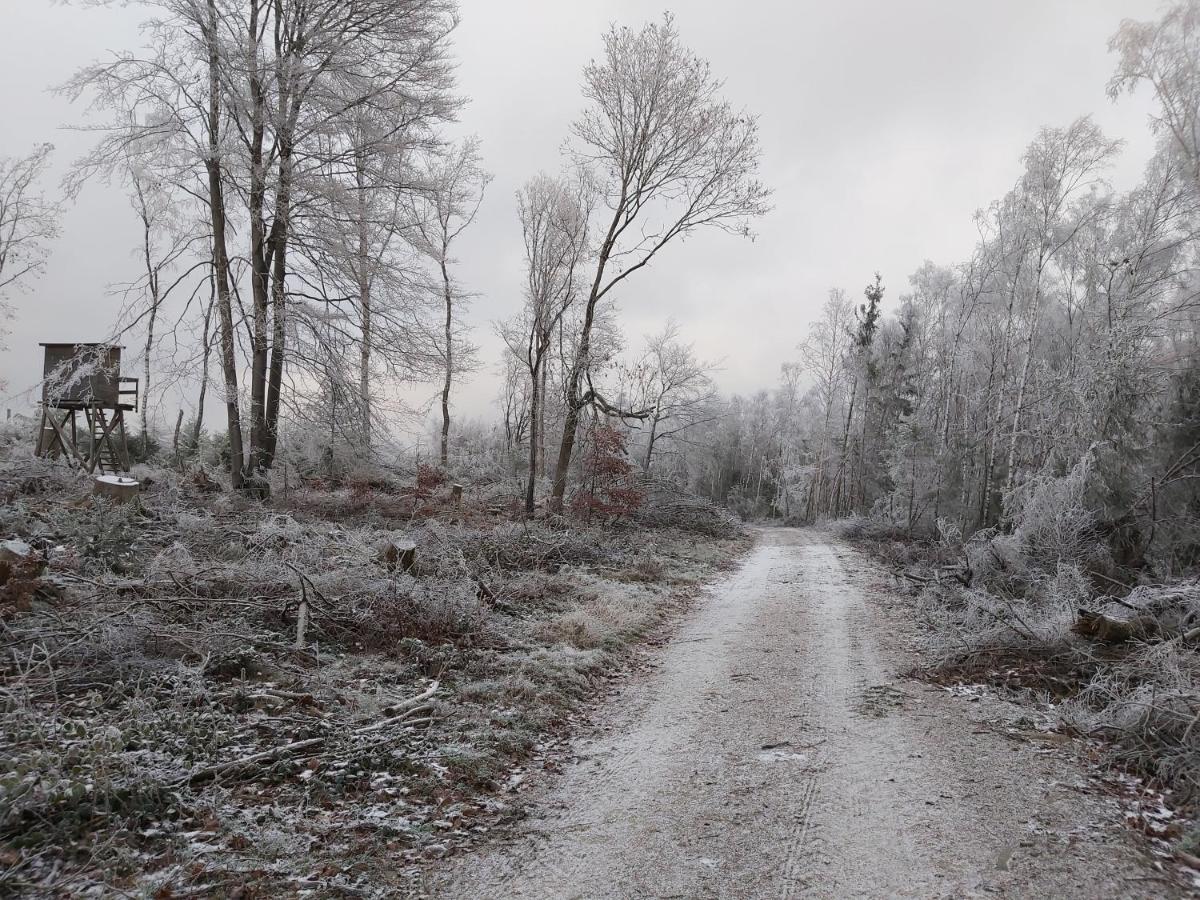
{"left": 172, "top": 409, "right": 183, "bottom": 462}
{"left": 246, "top": 0, "right": 269, "bottom": 473}
{"left": 549, "top": 200, "right": 625, "bottom": 514}
{"left": 538, "top": 359, "right": 548, "bottom": 476}
{"left": 192, "top": 288, "right": 214, "bottom": 452}
{"left": 440, "top": 257, "right": 452, "bottom": 468}
{"left": 138, "top": 195, "right": 159, "bottom": 455}
{"left": 261, "top": 13, "right": 298, "bottom": 473}
{"left": 205, "top": 0, "right": 244, "bottom": 489}
{"left": 262, "top": 143, "right": 292, "bottom": 470}
{"left": 643, "top": 413, "right": 660, "bottom": 472}
{"left": 550, "top": 398, "right": 582, "bottom": 514}
{"left": 838, "top": 375, "right": 858, "bottom": 517}
{"left": 357, "top": 152, "right": 372, "bottom": 449}
{"left": 525, "top": 358, "right": 541, "bottom": 516}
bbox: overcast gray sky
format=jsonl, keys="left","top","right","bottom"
{"left": 0, "top": 0, "right": 1164, "bottom": 430}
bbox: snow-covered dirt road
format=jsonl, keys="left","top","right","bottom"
{"left": 425, "top": 529, "right": 1174, "bottom": 898}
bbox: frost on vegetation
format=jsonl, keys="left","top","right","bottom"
{"left": 1005, "top": 453, "right": 1109, "bottom": 576}
{"left": 860, "top": 454, "right": 1200, "bottom": 821}
{"left": 0, "top": 454, "right": 746, "bottom": 896}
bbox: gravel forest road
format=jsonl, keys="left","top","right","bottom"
{"left": 427, "top": 528, "right": 1174, "bottom": 899}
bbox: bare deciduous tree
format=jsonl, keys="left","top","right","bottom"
{"left": 624, "top": 320, "right": 720, "bottom": 472}
{"left": 408, "top": 137, "right": 491, "bottom": 467}
{"left": 502, "top": 172, "right": 591, "bottom": 514}
{"left": 0, "top": 144, "right": 60, "bottom": 381}
{"left": 548, "top": 13, "right": 771, "bottom": 512}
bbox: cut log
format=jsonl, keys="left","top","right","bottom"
{"left": 185, "top": 736, "right": 326, "bottom": 786}
{"left": 358, "top": 680, "right": 439, "bottom": 734}
{"left": 1073, "top": 608, "right": 1159, "bottom": 644}
{"left": 93, "top": 475, "right": 140, "bottom": 503}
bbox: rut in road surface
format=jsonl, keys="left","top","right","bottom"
{"left": 427, "top": 528, "right": 1169, "bottom": 899}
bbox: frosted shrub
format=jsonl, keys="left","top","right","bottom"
{"left": 935, "top": 516, "right": 962, "bottom": 549}
{"left": 834, "top": 514, "right": 905, "bottom": 543}
{"left": 1046, "top": 561, "right": 1092, "bottom": 611}
{"left": 1006, "top": 453, "right": 1107, "bottom": 573}
{"left": 1061, "top": 641, "right": 1200, "bottom": 789}
{"left": 356, "top": 576, "right": 486, "bottom": 646}
{"left": 964, "top": 530, "right": 1031, "bottom": 596}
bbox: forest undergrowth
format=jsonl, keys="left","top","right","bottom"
{"left": 838, "top": 455, "right": 1200, "bottom": 867}
{"left": 0, "top": 430, "right": 747, "bottom": 898}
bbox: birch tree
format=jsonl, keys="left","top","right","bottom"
{"left": 1110, "top": 1, "right": 1200, "bottom": 187}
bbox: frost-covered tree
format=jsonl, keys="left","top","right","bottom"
{"left": 547, "top": 13, "right": 772, "bottom": 512}
{"left": 623, "top": 321, "right": 720, "bottom": 473}
{"left": 69, "top": 0, "right": 460, "bottom": 486}
{"left": 407, "top": 138, "right": 491, "bottom": 468}
{"left": 0, "top": 144, "right": 59, "bottom": 381}
{"left": 1110, "top": 1, "right": 1200, "bottom": 187}
{"left": 502, "top": 171, "right": 591, "bottom": 514}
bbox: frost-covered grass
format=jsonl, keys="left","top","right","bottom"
{"left": 0, "top": 444, "right": 749, "bottom": 897}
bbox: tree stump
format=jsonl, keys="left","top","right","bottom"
{"left": 450, "top": 484, "right": 463, "bottom": 507}
{"left": 243, "top": 472, "right": 271, "bottom": 501}
{"left": 0, "top": 539, "right": 37, "bottom": 585}
{"left": 377, "top": 540, "right": 417, "bottom": 574}
{"left": 93, "top": 475, "right": 140, "bottom": 503}
{"left": 398, "top": 542, "right": 417, "bottom": 573}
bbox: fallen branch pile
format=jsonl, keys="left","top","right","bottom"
{"left": 632, "top": 475, "right": 742, "bottom": 538}
{"left": 185, "top": 680, "right": 440, "bottom": 786}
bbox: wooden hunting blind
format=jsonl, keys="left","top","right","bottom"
{"left": 35, "top": 343, "right": 139, "bottom": 474}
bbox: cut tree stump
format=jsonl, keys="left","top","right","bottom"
{"left": 377, "top": 539, "right": 417, "bottom": 573}
{"left": 93, "top": 475, "right": 140, "bottom": 503}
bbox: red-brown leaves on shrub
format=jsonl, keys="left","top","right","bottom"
{"left": 415, "top": 464, "right": 447, "bottom": 499}
{"left": 571, "top": 423, "right": 643, "bottom": 523}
